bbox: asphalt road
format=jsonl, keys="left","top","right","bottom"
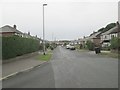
{"left": 2, "top": 46, "right": 118, "bottom": 88}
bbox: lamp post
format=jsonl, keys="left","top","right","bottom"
{"left": 43, "top": 4, "right": 47, "bottom": 55}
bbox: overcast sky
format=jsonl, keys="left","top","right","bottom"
{"left": 0, "top": 0, "right": 118, "bottom": 41}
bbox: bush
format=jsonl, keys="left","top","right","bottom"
{"left": 110, "top": 37, "right": 120, "bottom": 50}
{"left": 39, "top": 44, "right": 43, "bottom": 50}
{"left": 50, "top": 46, "right": 54, "bottom": 50}
{"left": 49, "top": 43, "right": 57, "bottom": 50}
{"left": 86, "top": 40, "right": 94, "bottom": 50}
{"left": 45, "top": 43, "right": 50, "bottom": 49}
{"left": 2, "top": 35, "right": 40, "bottom": 60}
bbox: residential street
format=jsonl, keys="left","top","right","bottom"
{"left": 2, "top": 46, "right": 118, "bottom": 88}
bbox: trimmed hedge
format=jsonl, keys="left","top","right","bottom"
{"left": 2, "top": 35, "right": 40, "bottom": 60}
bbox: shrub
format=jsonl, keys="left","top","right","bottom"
{"left": 50, "top": 46, "right": 54, "bottom": 50}
{"left": 110, "top": 37, "right": 120, "bottom": 50}
{"left": 86, "top": 40, "right": 94, "bottom": 50}
{"left": 45, "top": 43, "right": 50, "bottom": 49}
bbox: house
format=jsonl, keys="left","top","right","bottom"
{"left": 22, "top": 32, "right": 32, "bottom": 38}
{"left": 89, "top": 31, "right": 102, "bottom": 46}
{"left": 100, "top": 25, "right": 119, "bottom": 48}
{"left": 57, "top": 40, "right": 70, "bottom": 45}
{"left": 78, "top": 36, "right": 90, "bottom": 48}
{"left": 78, "top": 31, "right": 102, "bottom": 49}
{"left": 70, "top": 40, "right": 80, "bottom": 45}
{"left": 0, "top": 25, "right": 23, "bottom": 37}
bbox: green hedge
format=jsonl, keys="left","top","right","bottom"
{"left": 2, "top": 35, "right": 40, "bottom": 60}
{"left": 110, "top": 37, "right": 120, "bottom": 50}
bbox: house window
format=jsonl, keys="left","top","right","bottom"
{"left": 105, "top": 36, "right": 107, "bottom": 39}
{"left": 111, "top": 35, "right": 114, "bottom": 38}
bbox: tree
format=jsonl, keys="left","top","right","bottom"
{"left": 98, "top": 27, "right": 105, "bottom": 32}
{"left": 97, "top": 23, "right": 116, "bottom": 33}
{"left": 102, "top": 23, "right": 116, "bottom": 33}
{"left": 63, "top": 43, "right": 67, "bottom": 46}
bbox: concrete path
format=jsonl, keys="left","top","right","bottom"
{"left": 2, "top": 51, "right": 45, "bottom": 78}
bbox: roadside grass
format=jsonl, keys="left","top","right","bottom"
{"left": 100, "top": 51, "right": 119, "bottom": 58}
{"left": 77, "top": 48, "right": 89, "bottom": 52}
{"left": 37, "top": 50, "right": 52, "bottom": 61}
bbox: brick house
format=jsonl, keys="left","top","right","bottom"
{"left": 89, "top": 31, "right": 102, "bottom": 47}
{"left": 0, "top": 25, "right": 23, "bottom": 37}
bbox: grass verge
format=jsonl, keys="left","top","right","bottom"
{"left": 37, "top": 50, "right": 52, "bottom": 61}
{"left": 77, "top": 49, "right": 89, "bottom": 52}
{"left": 100, "top": 51, "right": 119, "bottom": 58}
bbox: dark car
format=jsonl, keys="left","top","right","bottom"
{"left": 94, "top": 47, "right": 101, "bottom": 54}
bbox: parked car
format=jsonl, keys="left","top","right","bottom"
{"left": 66, "top": 45, "right": 70, "bottom": 49}
{"left": 69, "top": 45, "right": 76, "bottom": 50}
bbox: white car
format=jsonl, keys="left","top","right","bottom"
{"left": 66, "top": 45, "right": 70, "bottom": 49}
{"left": 69, "top": 45, "right": 76, "bottom": 50}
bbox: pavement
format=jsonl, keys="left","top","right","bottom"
{"left": 2, "top": 46, "right": 118, "bottom": 88}
{"left": 1, "top": 51, "right": 46, "bottom": 80}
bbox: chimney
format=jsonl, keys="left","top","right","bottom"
{"left": 28, "top": 31, "right": 30, "bottom": 35}
{"left": 13, "top": 25, "right": 17, "bottom": 29}
{"left": 116, "top": 21, "right": 120, "bottom": 26}
{"left": 116, "top": 21, "right": 120, "bottom": 32}
{"left": 93, "top": 31, "right": 95, "bottom": 33}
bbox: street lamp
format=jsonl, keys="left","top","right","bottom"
{"left": 43, "top": 4, "right": 47, "bottom": 55}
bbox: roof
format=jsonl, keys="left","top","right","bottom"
{"left": 89, "top": 31, "right": 101, "bottom": 39}
{"left": 70, "top": 40, "right": 79, "bottom": 43}
{"left": 110, "top": 26, "right": 120, "bottom": 34}
{"left": 79, "top": 37, "right": 90, "bottom": 42}
{"left": 101, "top": 26, "right": 118, "bottom": 35}
{"left": 0, "top": 25, "right": 22, "bottom": 34}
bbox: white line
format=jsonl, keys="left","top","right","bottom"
{"left": 0, "top": 72, "right": 18, "bottom": 81}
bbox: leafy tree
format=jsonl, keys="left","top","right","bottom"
{"left": 102, "top": 23, "right": 116, "bottom": 33}
{"left": 97, "top": 23, "right": 116, "bottom": 33}
{"left": 98, "top": 27, "right": 105, "bottom": 32}
{"left": 63, "top": 43, "right": 67, "bottom": 46}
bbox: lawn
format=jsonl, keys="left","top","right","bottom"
{"left": 100, "top": 51, "right": 119, "bottom": 58}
